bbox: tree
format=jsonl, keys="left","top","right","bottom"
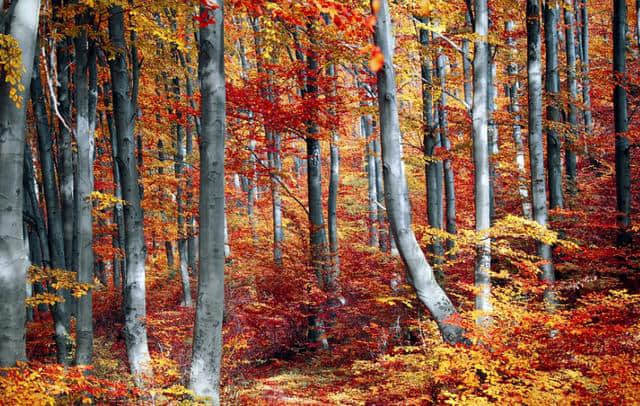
{"left": 613, "top": 0, "right": 631, "bottom": 246}
{"left": 108, "top": 4, "right": 152, "bottom": 380}
{"left": 373, "top": 0, "right": 465, "bottom": 344}
{"left": 527, "top": 0, "right": 555, "bottom": 306}
{"left": 544, "top": 0, "right": 563, "bottom": 210}
{"left": 472, "top": 0, "right": 492, "bottom": 323}
{"left": 190, "top": 0, "right": 225, "bottom": 403}
{"left": 0, "top": 0, "right": 41, "bottom": 367}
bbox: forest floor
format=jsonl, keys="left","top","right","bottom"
{"left": 19, "top": 148, "right": 640, "bottom": 405}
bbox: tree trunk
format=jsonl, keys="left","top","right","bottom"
{"left": 0, "top": 0, "right": 41, "bottom": 367}
{"left": 471, "top": 0, "right": 492, "bottom": 324}
{"left": 363, "top": 114, "right": 379, "bottom": 247}
{"left": 613, "top": 0, "right": 631, "bottom": 246}
{"left": 173, "top": 77, "right": 192, "bottom": 307}
{"left": 251, "top": 18, "right": 283, "bottom": 266}
{"left": 577, "top": 0, "right": 593, "bottom": 131}
{"left": 506, "top": 20, "right": 532, "bottom": 219}
{"left": 190, "top": 1, "right": 225, "bottom": 403}
{"left": 31, "top": 50, "right": 73, "bottom": 364}
{"left": 108, "top": 4, "right": 152, "bottom": 380}
{"left": 373, "top": 0, "right": 465, "bottom": 344}
{"left": 373, "top": 136, "right": 389, "bottom": 252}
{"left": 74, "top": 19, "right": 95, "bottom": 366}
{"left": 527, "top": 0, "right": 556, "bottom": 306}
{"left": 327, "top": 57, "right": 340, "bottom": 284}
{"left": 544, "top": 1, "right": 564, "bottom": 210}
{"left": 302, "top": 25, "right": 330, "bottom": 288}
{"left": 419, "top": 22, "right": 444, "bottom": 267}
{"left": 105, "top": 83, "right": 126, "bottom": 289}
{"left": 436, "top": 54, "right": 458, "bottom": 255}
{"left": 564, "top": 1, "right": 578, "bottom": 195}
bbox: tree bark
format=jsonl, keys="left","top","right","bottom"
{"left": 471, "top": 0, "right": 492, "bottom": 324}
{"left": 74, "top": 18, "right": 95, "bottom": 366}
{"left": 544, "top": 0, "right": 564, "bottom": 210}
{"left": 190, "top": 1, "right": 225, "bottom": 403}
{"left": 419, "top": 22, "right": 444, "bottom": 267}
{"left": 527, "top": 0, "right": 556, "bottom": 306}
{"left": 31, "top": 50, "right": 74, "bottom": 364}
{"left": 577, "top": 0, "right": 593, "bottom": 131}
{"left": 563, "top": 1, "right": 578, "bottom": 195}
{"left": 0, "top": 0, "right": 41, "bottom": 367}
{"left": 363, "top": 114, "right": 379, "bottom": 247}
{"left": 613, "top": 0, "right": 631, "bottom": 246}
{"left": 108, "top": 4, "right": 152, "bottom": 380}
{"left": 173, "top": 77, "right": 192, "bottom": 307}
{"left": 436, "top": 54, "right": 458, "bottom": 255}
{"left": 506, "top": 20, "right": 532, "bottom": 219}
{"left": 373, "top": 0, "right": 465, "bottom": 344}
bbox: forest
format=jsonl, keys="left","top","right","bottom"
{"left": 0, "top": 0, "right": 639, "bottom": 404}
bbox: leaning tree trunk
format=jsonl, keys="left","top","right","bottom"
{"left": 544, "top": 0, "right": 564, "bottom": 210}
{"left": 190, "top": 1, "right": 225, "bottom": 403}
{"left": 31, "top": 51, "right": 73, "bottom": 364}
{"left": 613, "top": 0, "right": 631, "bottom": 246}
{"left": 373, "top": 0, "right": 465, "bottom": 344}
{"left": 108, "top": 5, "right": 152, "bottom": 381}
{"left": 471, "top": 0, "right": 492, "bottom": 324}
{"left": 0, "top": 0, "right": 41, "bottom": 367}
{"left": 527, "top": 0, "right": 556, "bottom": 306}
{"left": 563, "top": 0, "right": 578, "bottom": 195}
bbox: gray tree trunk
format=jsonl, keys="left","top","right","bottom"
{"left": 613, "top": 0, "right": 632, "bottom": 246}
{"left": 563, "top": 1, "right": 578, "bottom": 195}
{"left": 577, "top": 0, "right": 593, "bottom": 131}
{"left": 436, "top": 54, "right": 457, "bottom": 255}
{"left": 527, "top": 0, "right": 556, "bottom": 305}
{"left": 363, "top": 114, "right": 379, "bottom": 247}
{"left": 74, "top": 19, "right": 95, "bottom": 366}
{"left": 472, "top": 0, "right": 492, "bottom": 323}
{"left": 0, "top": 0, "right": 41, "bottom": 367}
{"left": 251, "top": 18, "right": 283, "bottom": 266}
{"left": 301, "top": 25, "right": 330, "bottom": 289}
{"left": 544, "top": 1, "right": 564, "bottom": 210}
{"left": 506, "top": 20, "right": 533, "bottom": 219}
{"left": 108, "top": 5, "right": 152, "bottom": 380}
{"left": 190, "top": 1, "right": 225, "bottom": 403}
{"left": 327, "top": 58, "right": 340, "bottom": 283}
{"left": 173, "top": 77, "right": 192, "bottom": 307}
{"left": 373, "top": 0, "right": 465, "bottom": 344}
{"left": 419, "top": 22, "right": 444, "bottom": 267}
{"left": 105, "top": 83, "right": 126, "bottom": 289}
{"left": 31, "top": 51, "right": 73, "bottom": 364}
